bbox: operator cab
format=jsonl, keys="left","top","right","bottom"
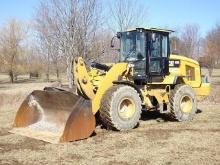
{"left": 117, "top": 28, "right": 172, "bottom": 83}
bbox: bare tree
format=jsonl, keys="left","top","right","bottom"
{"left": 77, "top": 0, "right": 101, "bottom": 58}
{"left": 89, "top": 29, "right": 116, "bottom": 62}
{"left": 0, "top": 19, "right": 26, "bottom": 83}
{"left": 35, "top": 0, "right": 101, "bottom": 87}
{"left": 202, "top": 24, "right": 220, "bottom": 76}
{"left": 35, "top": 2, "right": 56, "bottom": 81}
{"left": 108, "top": 0, "right": 147, "bottom": 32}
{"left": 51, "top": 0, "right": 80, "bottom": 86}
{"left": 169, "top": 25, "right": 201, "bottom": 59}
{"left": 25, "top": 43, "right": 44, "bottom": 78}
{"left": 179, "top": 24, "right": 201, "bottom": 59}
{"left": 0, "top": 50, "right": 4, "bottom": 72}
{"left": 170, "top": 35, "right": 182, "bottom": 55}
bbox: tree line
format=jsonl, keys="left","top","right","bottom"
{"left": 0, "top": 0, "right": 219, "bottom": 85}
{"left": 170, "top": 24, "right": 220, "bottom": 76}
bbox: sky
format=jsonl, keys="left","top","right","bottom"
{"left": 0, "top": 0, "right": 219, "bottom": 36}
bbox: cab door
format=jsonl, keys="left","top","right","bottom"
{"left": 147, "top": 32, "right": 169, "bottom": 81}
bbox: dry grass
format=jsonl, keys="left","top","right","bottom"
{"left": 0, "top": 72, "right": 220, "bottom": 165}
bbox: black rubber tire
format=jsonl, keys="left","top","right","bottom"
{"left": 99, "top": 85, "right": 142, "bottom": 130}
{"left": 169, "top": 84, "right": 197, "bottom": 121}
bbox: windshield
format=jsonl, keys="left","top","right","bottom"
{"left": 120, "top": 32, "right": 146, "bottom": 62}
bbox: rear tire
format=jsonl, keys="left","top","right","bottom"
{"left": 99, "top": 85, "right": 142, "bottom": 130}
{"left": 169, "top": 84, "right": 197, "bottom": 121}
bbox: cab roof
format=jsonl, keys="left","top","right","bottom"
{"left": 126, "top": 27, "right": 174, "bottom": 33}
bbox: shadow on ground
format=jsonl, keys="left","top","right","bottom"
{"left": 140, "top": 109, "right": 203, "bottom": 122}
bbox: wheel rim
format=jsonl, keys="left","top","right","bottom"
{"left": 118, "top": 98, "right": 135, "bottom": 120}
{"left": 180, "top": 95, "right": 193, "bottom": 113}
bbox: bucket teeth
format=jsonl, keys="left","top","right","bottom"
{"left": 11, "top": 90, "right": 95, "bottom": 143}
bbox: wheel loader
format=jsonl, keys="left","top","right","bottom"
{"left": 10, "top": 28, "right": 210, "bottom": 143}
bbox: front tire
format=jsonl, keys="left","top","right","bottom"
{"left": 169, "top": 84, "right": 197, "bottom": 121}
{"left": 99, "top": 85, "right": 142, "bottom": 130}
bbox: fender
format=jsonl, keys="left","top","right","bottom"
{"left": 91, "top": 63, "right": 128, "bottom": 114}
{"left": 113, "top": 80, "right": 144, "bottom": 101}
{"left": 173, "top": 76, "right": 186, "bottom": 85}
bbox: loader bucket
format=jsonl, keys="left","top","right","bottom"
{"left": 10, "top": 90, "right": 95, "bottom": 143}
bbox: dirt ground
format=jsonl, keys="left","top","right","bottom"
{"left": 0, "top": 73, "right": 220, "bottom": 165}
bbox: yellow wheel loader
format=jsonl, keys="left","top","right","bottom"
{"left": 10, "top": 28, "right": 210, "bottom": 143}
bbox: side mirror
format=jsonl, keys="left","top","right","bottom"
{"left": 111, "top": 33, "right": 121, "bottom": 48}
{"left": 110, "top": 36, "right": 115, "bottom": 48}
{"left": 116, "top": 32, "right": 121, "bottom": 39}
